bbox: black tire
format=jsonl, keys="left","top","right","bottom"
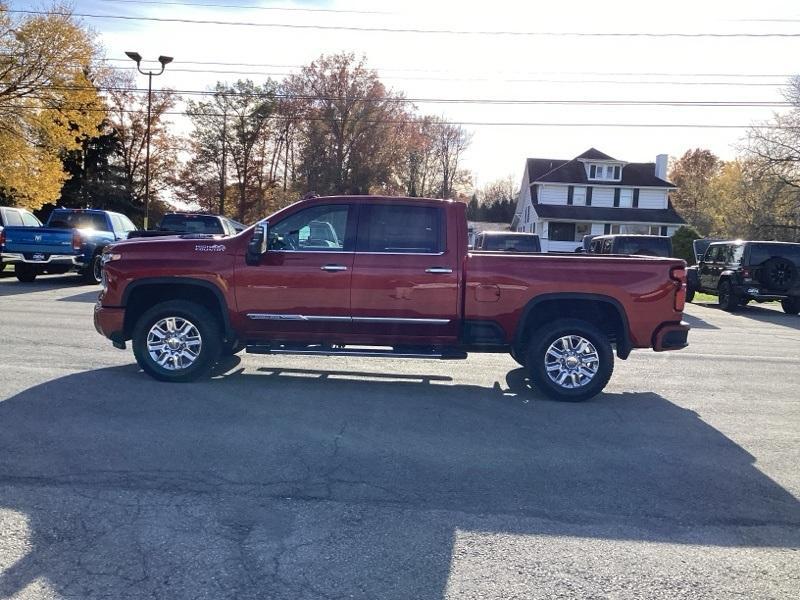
{"left": 14, "top": 264, "right": 38, "bottom": 282}
{"left": 685, "top": 285, "right": 695, "bottom": 303}
{"left": 222, "top": 338, "right": 246, "bottom": 356}
{"left": 132, "top": 300, "right": 222, "bottom": 382}
{"left": 781, "top": 297, "right": 800, "bottom": 315}
{"left": 718, "top": 280, "right": 739, "bottom": 312}
{"left": 509, "top": 347, "right": 526, "bottom": 367}
{"left": 82, "top": 253, "right": 103, "bottom": 284}
{"left": 525, "top": 318, "right": 614, "bottom": 402}
{"left": 759, "top": 257, "right": 797, "bottom": 291}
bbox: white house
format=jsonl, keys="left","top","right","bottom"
{"left": 512, "top": 148, "right": 685, "bottom": 252}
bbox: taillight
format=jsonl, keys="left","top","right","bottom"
{"left": 0, "top": 228, "right": 5, "bottom": 249}
{"left": 72, "top": 230, "right": 83, "bottom": 252}
{"left": 670, "top": 266, "right": 686, "bottom": 312}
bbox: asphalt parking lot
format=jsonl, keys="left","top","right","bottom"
{"left": 1, "top": 274, "right": 798, "bottom": 600}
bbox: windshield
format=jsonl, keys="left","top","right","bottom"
{"left": 48, "top": 211, "right": 108, "bottom": 231}
{"left": 159, "top": 214, "right": 225, "bottom": 234}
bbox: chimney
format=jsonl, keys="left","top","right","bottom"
{"left": 655, "top": 154, "right": 668, "bottom": 180}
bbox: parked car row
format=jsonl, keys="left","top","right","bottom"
{"left": 0, "top": 208, "right": 243, "bottom": 283}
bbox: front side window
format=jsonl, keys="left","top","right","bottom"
{"left": 269, "top": 204, "right": 350, "bottom": 252}
{"left": 358, "top": 204, "right": 443, "bottom": 253}
{"left": 21, "top": 211, "right": 42, "bottom": 227}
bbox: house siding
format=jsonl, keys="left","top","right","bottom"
{"left": 591, "top": 187, "right": 614, "bottom": 208}
{"left": 638, "top": 188, "right": 667, "bottom": 209}
{"left": 539, "top": 184, "right": 568, "bottom": 204}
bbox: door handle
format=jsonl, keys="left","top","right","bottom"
{"left": 321, "top": 264, "right": 348, "bottom": 272}
{"left": 425, "top": 267, "right": 453, "bottom": 274}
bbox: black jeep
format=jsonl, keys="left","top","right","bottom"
{"left": 686, "top": 240, "right": 800, "bottom": 314}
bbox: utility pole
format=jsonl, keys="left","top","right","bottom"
{"left": 125, "top": 52, "right": 173, "bottom": 229}
{"left": 220, "top": 105, "right": 227, "bottom": 215}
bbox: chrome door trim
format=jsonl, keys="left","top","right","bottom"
{"left": 246, "top": 314, "right": 351, "bottom": 322}
{"left": 425, "top": 267, "right": 453, "bottom": 274}
{"left": 352, "top": 316, "right": 451, "bottom": 325}
{"left": 246, "top": 314, "right": 451, "bottom": 325}
{"left": 321, "top": 264, "right": 348, "bottom": 271}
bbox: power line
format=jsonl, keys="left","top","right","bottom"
{"left": 4, "top": 8, "right": 800, "bottom": 37}
{"left": 0, "top": 102, "right": 790, "bottom": 128}
{"left": 95, "top": 0, "right": 393, "bottom": 14}
{"left": 30, "top": 86, "right": 793, "bottom": 107}
{"left": 99, "top": 58, "right": 794, "bottom": 78}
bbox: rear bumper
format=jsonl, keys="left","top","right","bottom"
{"left": 733, "top": 283, "right": 799, "bottom": 301}
{"left": 94, "top": 302, "right": 127, "bottom": 348}
{"left": 652, "top": 321, "right": 690, "bottom": 352}
{"left": 0, "top": 252, "right": 84, "bottom": 266}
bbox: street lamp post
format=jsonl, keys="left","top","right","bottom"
{"left": 125, "top": 51, "right": 173, "bottom": 230}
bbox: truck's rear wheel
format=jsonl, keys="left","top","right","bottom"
{"left": 15, "top": 264, "right": 38, "bottom": 282}
{"left": 132, "top": 300, "right": 222, "bottom": 382}
{"left": 781, "top": 297, "right": 800, "bottom": 315}
{"left": 82, "top": 253, "right": 103, "bottom": 284}
{"left": 525, "top": 319, "right": 614, "bottom": 402}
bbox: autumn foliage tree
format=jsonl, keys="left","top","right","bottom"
{"left": 0, "top": 4, "right": 104, "bottom": 209}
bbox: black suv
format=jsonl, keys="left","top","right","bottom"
{"left": 686, "top": 240, "right": 800, "bottom": 314}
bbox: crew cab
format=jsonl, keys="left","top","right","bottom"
{"left": 686, "top": 240, "right": 800, "bottom": 314}
{"left": 95, "top": 196, "right": 689, "bottom": 401}
{"left": 128, "top": 213, "right": 244, "bottom": 239}
{"left": 0, "top": 208, "right": 137, "bottom": 283}
{"left": 473, "top": 231, "right": 541, "bottom": 253}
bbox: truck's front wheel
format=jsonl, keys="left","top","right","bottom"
{"left": 525, "top": 319, "right": 614, "bottom": 402}
{"left": 132, "top": 300, "right": 222, "bottom": 382}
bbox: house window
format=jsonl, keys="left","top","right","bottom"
{"left": 575, "top": 223, "right": 591, "bottom": 241}
{"left": 588, "top": 163, "right": 622, "bottom": 181}
{"left": 573, "top": 186, "right": 587, "bottom": 205}
{"left": 610, "top": 224, "right": 621, "bottom": 234}
{"left": 525, "top": 205, "right": 531, "bottom": 223}
{"left": 549, "top": 222, "right": 576, "bottom": 241}
{"left": 620, "top": 188, "right": 633, "bottom": 208}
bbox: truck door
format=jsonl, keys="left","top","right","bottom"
{"left": 235, "top": 202, "right": 357, "bottom": 341}
{"left": 349, "top": 201, "right": 460, "bottom": 346}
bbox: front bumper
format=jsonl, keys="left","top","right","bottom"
{"left": 0, "top": 252, "right": 85, "bottom": 266}
{"left": 94, "top": 302, "right": 127, "bottom": 349}
{"left": 653, "top": 321, "right": 690, "bottom": 352}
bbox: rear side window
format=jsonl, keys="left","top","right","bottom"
{"left": 3, "top": 209, "right": 23, "bottom": 226}
{"left": 615, "top": 238, "right": 671, "bottom": 257}
{"left": 748, "top": 243, "right": 800, "bottom": 265}
{"left": 358, "top": 204, "right": 443, "bottom": 253}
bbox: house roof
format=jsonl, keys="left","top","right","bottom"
{"left": 525, "top": 149, "right": 675, "bottom": 188}
{"left": 533, "top": 204, "right": 686, "bottom": 225}
{"left": 575, "top": 147, "right": 617, "bottom": 161}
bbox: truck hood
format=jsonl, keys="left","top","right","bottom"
{"left": 109, "top": 234, "right": 238, "bottom": 256}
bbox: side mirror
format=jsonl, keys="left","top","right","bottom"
{"left": 245, "top": 222, "right": 268, "bottom": 266}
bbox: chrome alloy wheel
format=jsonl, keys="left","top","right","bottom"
{"left": 146, "top": 317, "right": 202, "bottom": 371}
{"left": 544, "top": 335, "right": 600, "bottom": 389}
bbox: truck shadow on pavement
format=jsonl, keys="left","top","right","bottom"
{"left": 1, "top": 364, "right": 799, "bottom": 599}
{"left": 0, "top": 275, "right": 94, "bottom": 297}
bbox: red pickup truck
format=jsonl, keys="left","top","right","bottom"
{"left": 95, "top": 195, "right": 689, "bottom": 401}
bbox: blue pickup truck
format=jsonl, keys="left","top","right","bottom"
{"left": 0, "top": 208, "right": 138, "bottom": 283}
